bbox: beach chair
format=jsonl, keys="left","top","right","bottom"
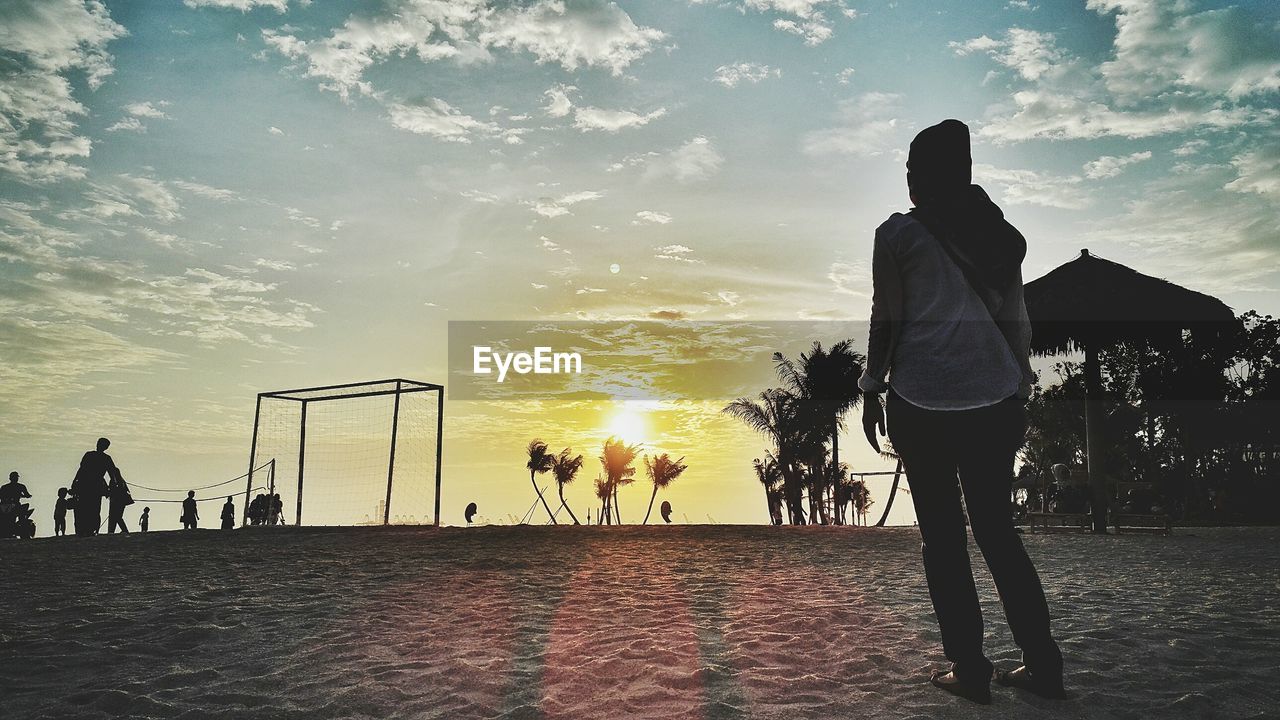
{"left": 1027, "top": 467, "right": 1091, "bottom": 534}
{"left": 1111, "top": 481, "right": 1172, "bottom": 535}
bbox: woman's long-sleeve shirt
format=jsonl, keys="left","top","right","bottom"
{"left": 858, "top": 212, "right": 1034, "bottom": 411}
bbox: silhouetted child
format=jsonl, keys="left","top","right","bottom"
{"left": 54, "top": 488, "right": 69, "bottom": 536}
{"left": 140, "top": 506, "right": 150, "bottom": 532}
{"left": 271, "top": 493, "right": 283, "bottom": 525}
{"left": 221, "top": 496, "right": 235, "bottom": 530}
{"left": 181, "top": 491, "right": 198, "bottom": 530}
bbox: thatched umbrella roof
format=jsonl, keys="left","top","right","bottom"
{"left": 1024, "top": 249, "right": 1236, "bottom": 355}
{"left": 1023, "top": 249, "right": 1237, "bottom": 533}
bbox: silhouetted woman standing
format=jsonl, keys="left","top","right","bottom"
{"left": 860, "top": 120, "right": 1063, "bottom": 703}
{"left": 70, "top": 438, "right": 116, "bottom": 536}
{"left": 181, "top": 491, "right": 199, "bottom": 530}
{"left": 221, "top": 496, "right": 235, "bottom": 530}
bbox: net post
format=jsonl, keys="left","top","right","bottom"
{"left": 383, "top": 381, "right": 402, "bottom": 526}
{"left": 243, "top": 395, "right": 262, "bottom": 527}
{"left": 434, "top": 386, "right": 444, "bottom": 528}
{"left": 296, "top": 399, "right": 307, "bottom": 527}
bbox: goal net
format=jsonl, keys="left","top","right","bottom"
{"left": 245, "top": 379, "right": 443, "bottom": 527}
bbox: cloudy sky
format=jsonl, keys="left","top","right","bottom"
{"left": 2, "top": 0, "right": 1279, "bottom": 530}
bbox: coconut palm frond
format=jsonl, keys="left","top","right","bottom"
{"left": 645, "top": 453, "right": 689, "bottom": 489}
{"left": 551, "top": 448, "right": 585, "bottom": 486}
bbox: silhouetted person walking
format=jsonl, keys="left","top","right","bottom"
{"left": 107, "top": 472, "right": 132, "bottom": 534}
{"left": 54, "top": 488, "right": 69, "bottom": 536}
{"left": 221, "top": 496, "right": 235, "bottom": 530}
{"left": 181, "top": 491, "right": 198, "bottom": 530}
{"left": 70, "top": 438, "right": 117, "bottom": 536}
{"left": 140, "top": 506, "right": 150, "bottom": 532}
{"left": 861, "top": 119, "right": 1063, "bottom": 704}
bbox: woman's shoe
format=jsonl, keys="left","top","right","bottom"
{"left": 930, "top": 668, "right": 992, "bottom": 704}
{"left": 994, "top": 666, "right": 1066, "bottom": 699}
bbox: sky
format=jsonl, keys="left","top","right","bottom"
{"left": 2, "top": 0, "right": 1279, "bottom": 533}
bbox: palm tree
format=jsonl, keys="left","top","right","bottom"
{"left": 599, "top": 436, "right": 641, "bottom": 525}
{"left": 526, "top": 439, "right": 557, "bottom": 524}
{"left": 773, "top": 340, "right": 865, "bottom": 524}
{"left": 752, "top": 456, "right": 783, "bottom": 524}
{"left": 724, "top": 388, "right": 825, "bottom": 524}
{"left": 850, "top": 477, "right": 874, "bottom": 526}
{"left": 551, "top": 448, "right": 584, "bottom": 524}
{"left": 593, "top": 474, "right": 611, "bottom": 525}
{"left": 874, "top": 451, "right": 904, "bottom": 527}
{"left": 642, "top": 453, "right": 688, "bottom": 524}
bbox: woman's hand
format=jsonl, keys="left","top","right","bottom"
{"left": 862, "top": 393, "right": 885, "bottom": 453}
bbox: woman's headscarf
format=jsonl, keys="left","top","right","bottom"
{"left": 906, "top": 119, "right": 1027, "bottom": 311}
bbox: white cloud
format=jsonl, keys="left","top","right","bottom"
{"left": 388, "top": 99, "right": 498, "bottom": 143}
{"left": 254, "top": 258, "right": 297, "bottom": 271}
{"left": 1090, "top": 0, "right": 1280, "bottom": 100}
{"left": 828, "top": 260, "right": 869, "bottom": 297}
{"left": 0, "top": 200, "right": 322, "bottom": 416}
{"left": 138, "top": 227, "right": 185, "bottom": 250}
{"left": 572, "top": 105, "right": 666, "bottom": 133}
{"left": 0, "top": 0, "right": 126, "bottom": 182}
{"left": 264, "top": 0, "right": 663, "bottom": 101}
{"left": 170, "top": 180, "right": 240, "bottom": 201}
{"left": 528, "top": 190, "right": 605, "bottom": 218}
{"left": 184, "top": 0, "right": 288, "bottom": 11}
{"left": 268, "top": 125, "right": 285, "bottom": 136}
{"left": 1225, "top": 145, "right": 1280, "bottom": 198}
{"left": 802, "top": 92, "right": 901, "bottom": 157}
{"left": 979, "top": 90, "right": 1273, "bottom": 142}
{"left": 654, "top": 244, "right": 702, "bottom": 263}
{"left": 712, "top": 62, "right": 780, "bottom": 88}
{"left": 950, "top": 27, "right": 1066, "bottom": 81}
{"left": 81, "top": 175, "right": 183, "bottom": 223}
{"left": 479, "top": 0, "right": 665, "bottom": 76}
{"left": 957, "top": 3, "right": 1280, "bottom": 143}
{"left": 543, "top": 84, "right": 575, "bottom": 117}
{"left": 621, "top": 136, "right": 723, "bottom": 184}
{"left": 124, "top": 101, "right": 169, "bottom": 119}
{"left": 105, "top": 101, "right": 171, "bottom": 133}
{"left": 772, "top": 18, "right": 832, "bottom": 46}
{"left": 539, "top": 235, "right": 571, "bottom": 254}
{"left": 702, "top": 0, "right": 853, "bottom": 45}
{"left": 632, "top": 210, "right": 672, "bottom": 225}
{"left": 105, "top": 117, "right": 145, "bottom": 133}
{"left": 836, "top": 67, "right": 855, "bottom": 84}
{"left": 1080, "top": 165, "right": 1280, "bottom": 293}
{"left": 1173, "top": 139, "right": 1209, "bottom": 157}
{"left": 974, "top": 163, "right": 1090, "bottom": 210}
{"left": 1082, "top": 150, "right": 1152, "bottom": 179}
{"left": 460, "top": 189, "right": 500, "bottom": 203}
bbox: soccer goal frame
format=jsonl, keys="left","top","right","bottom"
{"left": 244, "top": 378, "right": 444, "bottom": 528}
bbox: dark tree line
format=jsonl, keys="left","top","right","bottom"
{"left": 1023, "top": 311, "right": 1280, "bottom": 523}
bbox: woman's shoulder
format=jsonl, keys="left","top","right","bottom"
{"left": 875, "top": 212, "right": 929, "bottom": 247}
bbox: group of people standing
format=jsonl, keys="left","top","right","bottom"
{"left": 245, "top": 492, "right": 284, "bottom": 526}
{"left": 6, "top": 437, "right": 283, "bottom": 537}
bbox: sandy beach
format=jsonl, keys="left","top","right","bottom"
{"left": 1, "top": 525, "right": 1277, "bottom": 719}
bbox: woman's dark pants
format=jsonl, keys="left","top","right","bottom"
{"left": 887, "top": 390, "right": 1062, "bottom": 686}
